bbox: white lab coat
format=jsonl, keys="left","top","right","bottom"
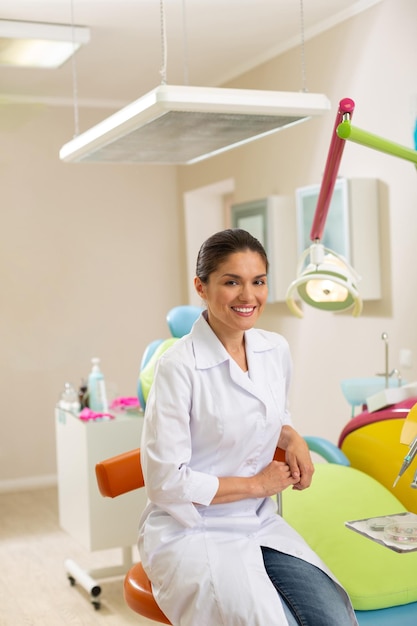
{"left": 138, "top": 313, "right": 357, "bottom": 626}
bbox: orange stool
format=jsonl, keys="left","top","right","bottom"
{"left": 96, "top": 448, "right": 171, "bottom": 624}
{"left": 124, "top": 561, "right": 170, "bottom": 623}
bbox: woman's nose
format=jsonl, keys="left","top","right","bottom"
{"left": 239, "top": 283, "right": 253, "bottom": 300}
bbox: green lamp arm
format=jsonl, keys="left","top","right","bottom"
{"left": 337, "top": 119, "right": 417, "bottom": 165}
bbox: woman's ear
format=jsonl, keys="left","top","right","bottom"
{"left": 194, "top": 276, "right": 206, "bottom": 300}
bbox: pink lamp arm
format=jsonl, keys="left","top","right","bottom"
{"left": 309, "top": 97, "right": 355, "bottom": 241}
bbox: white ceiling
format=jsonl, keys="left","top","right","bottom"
{"left": 0, "top": 0, "right": 382, "bottom": 108}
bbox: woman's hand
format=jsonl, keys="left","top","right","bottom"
{"left": 211, "top": 428, "right": 313, "bottom": 504}
{"left": 252, "top": 460, "right": 300, "bottom": 497}
{"left": 211, "top": 460, "right": 300, "bottom": 504}
{"left": 277, "top": 426, "right": 314, "bottom": 491}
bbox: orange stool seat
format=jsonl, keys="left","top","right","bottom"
{"left": 124, "top": 561, "right": 171, "bottom": 624}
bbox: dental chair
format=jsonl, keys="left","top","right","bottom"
{"left": 137, "top": 305, "right": 202, "bottom": 409}
{"left": 339, "top": 397, "right": 417, "bottom": 513}
{"left": 95, "top": 438, "right": 417, "bottom": 625}
{"left": 166, "top": 305, "right": 202, "bottom": 338}
{"left": 283, "top": 438, "right": 417, "bottom": 625}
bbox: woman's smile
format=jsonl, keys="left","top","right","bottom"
{"left": 231, "top": 305, "right": 256, "bottom": 316}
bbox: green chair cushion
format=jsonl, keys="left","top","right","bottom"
{"left": 139, "top": 338, "right": 178, "bottom": 404}
{"left": 283, "top": 463, "right": 417, "bottom": 611}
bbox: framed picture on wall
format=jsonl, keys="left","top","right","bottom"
{"left": 231, "top": 197, "right": 275, "bottom": 302}
{"left": 296, "top": 178, "right": 351, "bottom": 262}
{"left": 230, "top": 195, "right": 298, "bottom": 303}
{"left": 231, "top": 198, "right": 269, "bottom": 252}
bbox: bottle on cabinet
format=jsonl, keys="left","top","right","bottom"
{"left": 87, "top": 358, "right": 108, "bottom": 413}
{"left": 58, "top": 382, "right": 80, "bottom": 414}
{"left": 78, "top": 378, "right": 89, "bottom": 409}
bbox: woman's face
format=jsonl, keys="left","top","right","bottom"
{"left": 194, "top": 249, "right": 268, "bottom": 336}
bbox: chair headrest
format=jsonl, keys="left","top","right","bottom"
{"left": 166, "top": 305, "right": 202, "bottom": 338}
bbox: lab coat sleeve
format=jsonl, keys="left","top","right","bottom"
{"left": 141, "top": 353, "right": 219, "bottom": 511}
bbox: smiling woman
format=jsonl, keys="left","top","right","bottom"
{"left": 137, "top": 228, "right": 358, "bottom": 626}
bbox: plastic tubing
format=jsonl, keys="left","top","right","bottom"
{"left": 309, "top": 97, "right": 355, "bottom": 242}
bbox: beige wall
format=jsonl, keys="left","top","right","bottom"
{"left": 2, "top": 0, "right": 417, "bottom": 487}
{"left": 1, "top": 105, "right": 181, "bottom": 486}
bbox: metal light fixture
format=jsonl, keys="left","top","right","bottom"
{"left": 286, "top": 97, "right": 417, "bottom": 318}
{"left": 59, "top": 0, "right": 331, "bottom": 165}
{"left": 286, "top": 242, "right": 362, "bottom": 317}
{"left": 0, "top": 19, "right": 90, "bottom": 69}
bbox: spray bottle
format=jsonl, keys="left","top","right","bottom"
{"left": 87, "top": 358, "right": 109, "bottom": 413}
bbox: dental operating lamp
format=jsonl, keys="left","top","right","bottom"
{"left": 286, "top": 97, "right": 417, "bottom": 318}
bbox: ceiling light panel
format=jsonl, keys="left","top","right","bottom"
{"left": 0, "top": 20, "right": 90, "bottom": 68}
{"left": 59, "top": 85, "right": 331, "bottom": 165}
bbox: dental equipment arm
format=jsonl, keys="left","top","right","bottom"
{"left": 337, "top": 120, "right": 417, "bottom": 165}
{"left": 309, "top": 98, "right": 355, "bottom": 242}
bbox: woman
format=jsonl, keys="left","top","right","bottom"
{"left": 138, "top": 229, "right": 357, "bottom": 626}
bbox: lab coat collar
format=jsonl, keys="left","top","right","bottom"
{"left": 192, "top": 312, "right": 229, "bottom": 370}
{"left": 192, "top": 310, "right": 276, "bottom": 371}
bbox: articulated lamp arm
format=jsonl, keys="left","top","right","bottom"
{"left": 337, "top": 120, "right": 417, "bottom": 165}
{"left": 309, "top": 97, "right": 355, "bottom": 241}
{"left": 286, "top": 97, "right": 417, "bottom": 318}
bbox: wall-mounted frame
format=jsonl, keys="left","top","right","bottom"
{"left": 231, "top": 198, "right": 269, "bottom": 251}
{"left": 296, "top": 178, "right": 351, "bottom": 261}
{"left": 231, "top": 196, "right": 296, "bottom": 303}
{"left": 231, "top": 198, "right": 273, "bottom": 302}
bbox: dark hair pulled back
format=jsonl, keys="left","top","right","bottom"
{"left": 195, "top": 228, "right": 269, "bottom": 284}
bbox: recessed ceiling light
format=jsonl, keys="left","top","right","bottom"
{"left": 0, "top": 19, "right": 90, "bottom": 69}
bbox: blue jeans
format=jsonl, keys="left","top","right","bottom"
{"left": 261, "top": 547, "right": 354, "bottom": 626}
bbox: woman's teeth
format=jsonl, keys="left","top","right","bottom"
{"left": 233, "top": 307, "right": 254, "bottom": 313}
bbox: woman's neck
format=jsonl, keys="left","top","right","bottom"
{"left": 210, "top": 323, "right": 248, "bottom": 371}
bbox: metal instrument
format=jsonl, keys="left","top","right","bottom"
{"left": 393, "top": 435, "right": 417, "bottom": 487}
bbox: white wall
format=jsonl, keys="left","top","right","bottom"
{"left": 178, "top": 0, "right": 417, "bottom": 445}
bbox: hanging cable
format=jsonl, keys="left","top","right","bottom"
{"left": 159, "top": 0, "right": 168, "bottom": 85}
{"left": 299, "top": 0, "right": 308, "bottom": 93}
{"left": 70, "top": 0, "right": 80, "bottom": 137}
{"left": 182, "top": 0, "right": 189, "bottom": 85}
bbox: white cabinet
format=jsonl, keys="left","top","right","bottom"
{"left": 55, "top": 409, "right": 146, "bottom": 551}
{"left": 55, "top": 409, "right": 147, "bottom": 605}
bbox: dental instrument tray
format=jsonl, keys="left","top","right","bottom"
{"left": 384, "top": 521, "right": 417, "bottom": 545}
{"left": 346, "top": 512, "right": 417, "bottom": 553}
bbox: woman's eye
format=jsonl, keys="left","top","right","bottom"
{"left": 225, "top": 280, "right": 238, "bottom": 286}
{"left": 255, "top": 279, "right": 266, "bottom": 286}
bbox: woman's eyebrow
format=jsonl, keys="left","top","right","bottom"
{"left": 220, "top": 273, "right": 267, "bottom": 279}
